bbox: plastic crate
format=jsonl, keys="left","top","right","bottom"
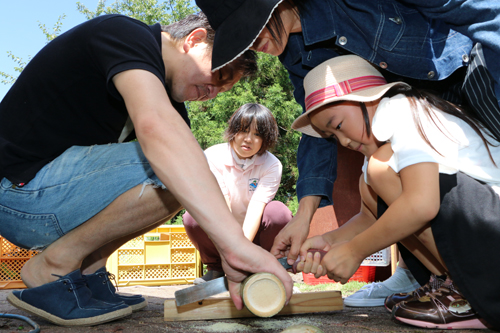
{"left": 361, "top": 247, "right": 391, "bottom": 267}
{"left": 106, "top": 225, "right": 202, "bottom": 287}
{"left": 0, "top": 236, "right": 38, "bottom": 289}
{"left": 302, "top": 266, "right": 376, "bottom": 285}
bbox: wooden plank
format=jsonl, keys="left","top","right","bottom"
{"left": 164, "top": 290, "right": 343, "bottom": 321}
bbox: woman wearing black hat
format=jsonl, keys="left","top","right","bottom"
{"left": 196, "top": 0, "right": 500, "bottom": 315}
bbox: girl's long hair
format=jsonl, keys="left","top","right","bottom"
{"left": 361, "top": 88, "right": 498, "bottom": 165}
{"left": 266, "top": 0, "right": 307, "bottom": 48}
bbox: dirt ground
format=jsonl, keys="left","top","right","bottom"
{"left": 0, "top": 274, "right": 496, "bottom": 333}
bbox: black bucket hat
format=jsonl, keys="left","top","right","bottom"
{"left": 196, "top": 0, "right": 283, "bottom": 72}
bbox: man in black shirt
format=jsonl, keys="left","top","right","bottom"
{"left": 0, "top": 13, "right": 294, "bottom": 325}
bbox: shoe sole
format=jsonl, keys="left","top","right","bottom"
{"left": 7, "top": 292, "right": 133, "bottom": 326}
{"left": 130, "top": 299, "right": 148, "bottom": 312}
{"left": 394, "top": 315, "right": 488, "bottom": 329}
{"left": 343, "top": 299, "right": 385, "bottom": 307}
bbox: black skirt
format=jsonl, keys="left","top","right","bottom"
{"left": 377, "top": 172, "right": 500, "bottom": 329}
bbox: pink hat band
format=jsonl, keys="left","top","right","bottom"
{"left": 305, "top": 75, "right": 387, "bottom": 112}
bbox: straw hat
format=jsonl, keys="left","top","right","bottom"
{"left": 196, "top": 0, "right": 283, "bottom": 71}
{"left": 292, "top": 55, "right": 410, "bottom": 137}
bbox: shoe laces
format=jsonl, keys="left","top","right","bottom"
{"left": 52, "top": 273, "right": 87, "bottom": 292}
{"left": 429, "top": 274, "right": 445, "bottom": 290}
{"left": 106, "top": 272, "right": 120, "bottom": 292}
{"left": 412, "top": 274, "right": 443, "bottom": 296}
{"left": 430, "top": 279, "right": 461, "bottom": 298}
{"left": 411, "top": 283, "right": 430, "bottom": 296}
{"left": 360, "top": 283, "right": 379, "bottom": 296}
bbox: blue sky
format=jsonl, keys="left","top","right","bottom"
{"left": 0, "top": 0, "right": 102, "bottom": 100}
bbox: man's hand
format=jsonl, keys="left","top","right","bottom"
{"left": 216, "top": 237, "right": 293, "bottom": 310}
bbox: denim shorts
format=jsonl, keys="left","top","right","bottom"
{"left": 0, "top": 142, "right": 165, "bottom": 250}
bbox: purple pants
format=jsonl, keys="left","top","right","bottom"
{"left": 183, "top": 200, "right": 292, "bottom": 271}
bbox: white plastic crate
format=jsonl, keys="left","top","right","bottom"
{"left": 361, "top": 247, "right": 391, "bottom": 266}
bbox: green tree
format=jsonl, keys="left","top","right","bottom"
{"left": 0, "top": 15, "right": 66, "bottom": 85}
{"left": 76, "top": 0, "right": 196, "bottom": 24}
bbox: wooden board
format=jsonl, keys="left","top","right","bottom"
{"left": 164, "top": 290, "right": 343, "bottom": 321}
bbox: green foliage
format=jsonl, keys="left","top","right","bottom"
{"left": 1, "top": 15, "right": 66, "bottom": 85}
{"left": 168, "top": 209, "right": 185, "bottom": 225}
{"left": 38, "top": 14, "right": 67, "bottom": 42}
{"left": 295, "top": 280, "right": 368, "bottom": 297}
{"left": 76, "top": 0, "right": 196, "bottom": 25}
{"left": 0, "top": 52, "right": 27, "bottom": 85}
{"left": 287, "top": 194, "right": 299, "bottom": 215}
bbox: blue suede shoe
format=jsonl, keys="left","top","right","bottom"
{"left": 7, "top": 269, "right": 132, "bottom": 326}
{"left": 85, "top": 267, "right": 147, "bottom": 312}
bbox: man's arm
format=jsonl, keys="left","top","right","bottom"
{"left": 112, "top": 69, "right": 293, "bottom": 308}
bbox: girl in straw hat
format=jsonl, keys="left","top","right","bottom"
{"left": 292, "top": 54, "right": 500, "bottom": 330}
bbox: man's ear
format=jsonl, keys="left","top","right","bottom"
{"left": 183, "top": 28, "right": 208, "bottom": 53}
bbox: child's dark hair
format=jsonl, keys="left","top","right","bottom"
{"left": 224, "top": 103, "right": 279, "bottom": 155}
{"left": 359, "top": 87, "right": 498, "bottom": 165}
{"left": 266, "top": 0, "right": 306, "bottom": 49}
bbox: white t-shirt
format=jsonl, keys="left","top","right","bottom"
{"left": 362, "top": 94, "right": 500, "bottom": 195}
{"left": 204, "top": 143, "right": 282, "bottom": 224}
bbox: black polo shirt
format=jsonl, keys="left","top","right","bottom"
{"left": 0, "top": 14, "right": 189, "bottom": 184}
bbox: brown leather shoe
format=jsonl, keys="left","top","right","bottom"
{"left": 384, "top": 274, "right": 445, "bottom": 312}
{"left": 391, "top": 278, "right": 488, "bottom": 329}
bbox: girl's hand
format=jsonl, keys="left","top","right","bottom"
{"left": 295, "top": 235, "right": 331, "bottom": 276}
{"left": 321, "top": 241, "right": 363, "bottom": 284}
{"left": 299, "top": 235, "right": 332, "bottom": 254}
{"left": 297, "top": 250, "right": 326, "bottom": 277}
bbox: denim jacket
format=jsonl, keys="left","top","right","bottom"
{"left": 279, "top": 0, "right": 473, "bottom": 207}
{"left": 398, "top": 0, "right": 500, "bottom": 99}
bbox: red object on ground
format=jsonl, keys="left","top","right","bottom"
{"left": 302, "top": 266, "right": 376, "bottom": 285}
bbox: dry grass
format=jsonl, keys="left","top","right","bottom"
{"left": 294, "top": 280, "right": 367, "bottom": 297}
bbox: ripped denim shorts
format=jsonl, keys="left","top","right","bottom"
{"left": 0, "top": 142, "right": 165, "bottom": 250}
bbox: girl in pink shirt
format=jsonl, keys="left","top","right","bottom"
{"left": 183, "top": 103, "right": 293, "bottom": 284}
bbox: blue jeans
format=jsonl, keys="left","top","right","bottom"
{"left": 0, "top": 142, "right": 164, "bottom": 250}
